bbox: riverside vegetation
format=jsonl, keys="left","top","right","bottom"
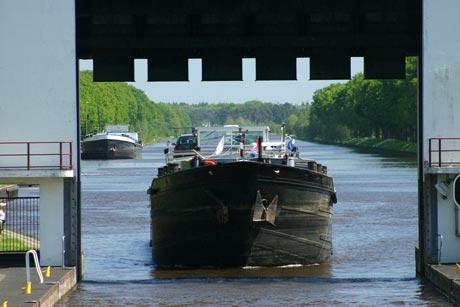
{"left": 80, "top": 71, "right": 192, "bottom": 144}
{"left": 79, "top": 58, "right": 417, "bottom": 153}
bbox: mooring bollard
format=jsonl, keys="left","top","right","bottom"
{"left": 2, "top": 300, "right": 8, "bottom": 307}
{"left": 22, "top": 282, "right": 32, "bottom": 294}
{"left": 43, "top": 266, "right": 51, "bottom": 278}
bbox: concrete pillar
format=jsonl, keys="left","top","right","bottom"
{"left": 39, "top": 179, "right": 65, "bottom": 266}
{"left": 422, "top": 0, "right": 460, "bottom": 264}
{"left": 423, "top": 0, "right": 460, "bottom": 149}
{"left": 0, "top": 0, "right": 78, "bottom": 152}
{"left": 0, "top": 0, "right": 80, "bottom": 271}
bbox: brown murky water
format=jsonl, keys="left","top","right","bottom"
{"left": 57, "top": 141, "right": 452, "bottom": 306}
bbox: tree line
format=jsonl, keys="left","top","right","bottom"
{"left": 305, "top": 58, "right": 417, "bottom": 142}
{"left": 181, "top": 101, "right": 307, "bottom": 134}
{"left": 79, "top": 61, "right": 417, "bottom": 145}
{"left": 80, "top": 71, "right": 191, "bottom": 143}
{"left": 79, "top": 71, "right": 308, "bottom": 141}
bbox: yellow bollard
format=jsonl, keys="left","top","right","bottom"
{"left": 43, "top": 266, "right": 51, "bottom": 278}
{"left": 2, "top": 301, "right": 8, "bottom": 307}
{"left": 456, "top": 263, "right": 460, "bottom": 273}
{"left": 22, "top": 282, "right": 32, "bottom": 295}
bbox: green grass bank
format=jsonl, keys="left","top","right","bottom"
{"left": 312, "top": 137, "right": 416, "bottom": 155}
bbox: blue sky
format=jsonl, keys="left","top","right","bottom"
{"left": 80, "top": 58, "right": 363, "bottom": 104}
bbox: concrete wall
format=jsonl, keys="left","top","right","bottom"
{"left": 423, "top": 0, "right": 460, "bottom": 162}
{"left": 424, "top": 0, "right": 460, "bottom": 264}
{"left": 0, "top": 1, "right": 78, "bottom": 266}
{"left": 40, "top": 178, "right": 65, "bottom": 266}
{"left": 0, "top": 0, "right": 78, "bottom": 168}
{"left": 436, "top": 175, "right": 460, "bottom": 263}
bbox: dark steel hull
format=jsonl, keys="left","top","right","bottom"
{"left": 149, "top": 161, "right": 335, "bottom": 268}
{"left": 81, "top": 138, "right": 141, "bottom": 160}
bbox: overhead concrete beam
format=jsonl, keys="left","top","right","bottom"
{"left": 93, "top": 57, "right": 134, "bottom": 82}
{"left": 364, "top": 56, "right": 406, "bottom": 79}
{"left": 256, "top": 55, "right": 297, "bottom": 81}
{"left": 77, "top": 0, "right": 421, "bottom": 81}
{"left": 148, "top": 55, "right": 189, "bottom": 82}
{"left": 310, "top": 56, "right": 351, "bottom": 80}
{"left": 202, "top": 54, "right": 242, "bottom": 81}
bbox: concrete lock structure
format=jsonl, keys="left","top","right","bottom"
{"left": 420, "top": 0, "right": 460, "bottom": 268}
{"left": 1, "top": 0, "right": 460, "bottom": 293}
{"left": 0, "top": 0, "right": 80, "bottom": 270}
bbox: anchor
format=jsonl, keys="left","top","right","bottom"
{"left": 252, "top": 190, "right": 278, "bottom": 226}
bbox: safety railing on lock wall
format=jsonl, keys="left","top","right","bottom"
{"left": 428, "top": 138, "right": 460, "bottom": 167}
{"left": 0, "top": 141, "right": 72, "bottom": 170}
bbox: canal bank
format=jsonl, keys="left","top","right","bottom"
{"left": 425, "top": 264, "right": 460, "bottom": 304}
{"left": 309, "top": 138, "right": 417, "bottom": 156}
{"left": 56, "top": 142, "right": 452, "bottom": 305}
{"left": 0, "top": 266, "right": 76, "bottom": 306}
{"left": 416, "top": 248, "right": 460, "bottom": 304}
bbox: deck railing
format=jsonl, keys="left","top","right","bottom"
{"left": 0, "top": 142, "right": 72, "bottom": 170}
{"left": 428, "top": 138, "right": 460, "bottom": 167}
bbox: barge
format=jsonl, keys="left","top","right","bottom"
{"left": 148, "top": 125, "right": 336, "bottom": 267}
{"left": 81, "top": 125, "right": 142, "bottom": 160}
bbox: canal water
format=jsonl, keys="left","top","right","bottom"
{"left": 58, "top": 141, "right": 452, "bottom": 306}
